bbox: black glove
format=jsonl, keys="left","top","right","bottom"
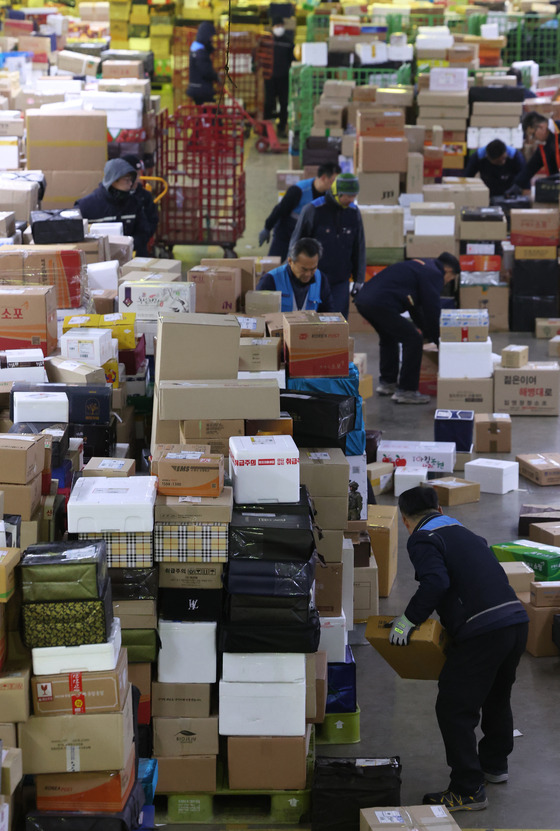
{"left": 258, "top": 228, "right": 270, "bottom": 247}
{"left": 351, "top": 282, "right": 364, "bottom": 298}
{"left": 505, "top": 183, "right": 523, "bottom": 197}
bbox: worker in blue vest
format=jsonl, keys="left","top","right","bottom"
{"left": 255, "top": 237, "right": 334, "bottom": 312}
{"left": 258, "top": 163, "right": 341, "bottom": 260}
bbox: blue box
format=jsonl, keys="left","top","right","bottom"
{"left": 434, "top": 409, "right": 474, "bottom": 452}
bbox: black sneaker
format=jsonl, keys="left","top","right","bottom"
{"left": 484, "top": 770, "right": 508, "bottom": 783}
{"left": 422, "top": 785, "right": 488, "bottom": 812}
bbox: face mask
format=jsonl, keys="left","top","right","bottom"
{"left": 109, "top": 186, "right": 131, "bottom": 204}
{"left": 273, "top": 26, "right": 285, "bottom": 36}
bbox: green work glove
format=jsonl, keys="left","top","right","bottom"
{"left": 389, "top": 614, "right": 415, "bottom": 646}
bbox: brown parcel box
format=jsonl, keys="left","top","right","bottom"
{"left": 18, "top": 684, "right": 134, "bottom": 774}
{"left": 26, "top": 111, "right": 108, "bottom": 172}
{"left": 436, "top": 378, "right": 494, "bottom": 414}
{"left": 312, "top": 496, "right": 348, "bottom": 531}
{"left": 0, "top": 435, "right": 45, "bottom": 484}
{"left": 315, "top": 563, "right": 343, "bottom": 616}
{"left": 459, "top": 284, "right": 509, "bottom": 333}
{"left": 474, "top": 413, "right": 512, "bottom": 453}
{"left": 155, "top": 489, "right": 233, "bottom": 525}
{"left": 1, "top": 747, "right": 22, "bottom": 796}
{"left": 530, "top": 581, "right": 560, "bottom": 607}
{"left": 0, "top": 285, "right": 57, "bottom": 356}
{"left": 518, "top": 594, "right": 560, "bottom": 657}
{"left": 151, "top": 446, "right": 223, "bottom": 498}
{"left": 186, "top": 266, "right": 242, "bottom": 314}
{"left": 353, "top": 557, "right": 379, "bottom": 622}
{"left": 47, "top": 356, "right": 107, "bottom": 386}
{"left": 156, "top": 756, "right": 216, "bottom": 794}
{"left": 238, "top": 338, "right": 282, "bottom": 372}
{"left": 314, "top": 529, "right": 344, "bottom": 563}
{"left": 42, "top": 171, "right": 104, "bottom": 211}
{"left": 2, "top": 474, "right": 41, "bottom": 520}
{"left": 305, "top": 652, "right": 316, "bottom": 719}
{"left": 367, "top": 505, "right": 398, "bottom": 598}
{"left": 158, "top": 380, "right": 280, "bottom": 422}
{"left": 516, "top": 453, "right": 560, "bottom": 486}
{"left": 153, "top": 716, "right": 219, "bottom": 756}
{"left": 432, "top": 477, "right": 481, "bottom": 506}
{"left": 361, "top": 804, "right": 458, "bottom": 831}
{"left": 83, "top": 457, "right": 136, "bottom": 478}
{"left": 32, "top": 649, "right": 128, "bottom": 717}
{"left": 112, "top": 600, "right": 157, "bottom": 629}
{"left": 200, "top": 257, "right": 256, "bottom": 298}
{"left": 529, "top": 522, "right": 560, "bottom": 546}
{"left": 155, "top": 314, "right": 241, "bottom": 383}
{"left": 0, "top": 724, "right": 16, "bottom": 747}
{"left": 357, "top": 173, "right": 400, "bottom": 206}
{"left": 500, "top": 561, "right": 534, "bottom": 593}
{"left": 299, "top": 448, "right": 350, "bottom": 497}
{"left": 357, "top": 137, "right": 408, "bottom": 173}
{"left": 361, "top": 207, "right": 404, "bottom": 248}
{"left": 494, "top": 362, "right": 560, "bottom": 416}
{"left": 151, "top": 682, "right": 211, "bottom": 718}
{"left": 366, "top": 616, "right": 449, "bottom": 680}
{"left": 308, "top": 650, "right": 327, "bottom": 725}
{"left": 501, "top": 345, "right": 529, "bottom": 368}
{"left": 0, "top": 665, "right": 30, "bottom": 721}
{"left": 228, "top": 733, "right": 309, "bottom": 791}
{"left": 180, "top": 419, "right": 244, "bottom": 458}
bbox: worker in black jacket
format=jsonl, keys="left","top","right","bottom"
{"left": 390, "top": 487, "right": 528, "bottom": 813}
{"left": 464, "top": 140, "right": 526, "bottom": 197}
{"left": 76, "top": 159, "right": 151, "bottom": 256}
{"left": 290, "top": 172, "right": 365, "bottom": 318}
{"left": 187, "top": 22, "right": 218, "bottom": 105}
{"left": 122, "top": 154, "right": 159, "bottom": 244}
{"left": 353, "top": 254, "right": 459, "bottom": 404}
{"left": 511, "top": 111, "right": 560, "bottom": 191}
{"left": 263, "top": 18, "right": 295, "bottom": 138}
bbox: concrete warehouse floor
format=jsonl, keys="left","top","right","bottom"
{"left": 166, "top": 140, "right": 559, "bottom": 831}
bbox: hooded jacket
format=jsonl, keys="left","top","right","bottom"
{"left": 187, "top": 22, "right": 218, "bottom": 104}
{"left": 75, "top": 159, "right": 152, "bottom": 256}
{"left": 404, "top": 513, "right": 528, "bottom": 642}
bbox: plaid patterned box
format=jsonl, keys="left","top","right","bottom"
{"left": 154, "top": 522, "right": 228, "bottom": 563}
{"left": 78, "top": 532, "right": 153, "bottom": 568}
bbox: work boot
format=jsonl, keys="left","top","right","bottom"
{"left": 376, "top": 381, "right": 397, "bottom": 396}
{"left": 422, "top": 785, "right": 488, "bottom": 812}
{"left": 391, "top": 389, "right": 431, "bottom": 404}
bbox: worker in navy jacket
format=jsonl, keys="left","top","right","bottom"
{"left": 258, "top": 163, "right": 340, "bottom": 260}
{"left": 122, "top": 154, "right": 159, "bottom": 241}
{"left": 390, "top": 487, "right": 528, "bottom": 814}
{"left": 186, "top": 22, "right": 218, "bottom": 105}
{"left": 511, "top": 111, "right": 560, "bottom": 191}
{"left": 256, "top": 237, "right": 334, "bottom": 312}
{"left": 290, "top": 173, "right": 365, "bottom": 318}
{"left": 464, "top": 140, "right": 525, "bottom": 196}
{"left": 76, "top": 158, "right": 151, "bottom": 257}
{"left": 353, "top": 254, "right": 459, "bottom": 404}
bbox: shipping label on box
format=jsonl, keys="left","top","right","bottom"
{"left": 494, "top": 363, "right": 560, "bottom": 416}
{"left": 284, "top": 312, "right": 349, "bottom": 378}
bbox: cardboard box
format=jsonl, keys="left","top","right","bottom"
{"left": 151, "top": 445, "right": 223, "bottom": 498}
{"left": 158, "top": 380, "right": 280, "bottom": 421}
{"left": 26, "top": 111, "right": 108, "bottom": 172}
{"left": 0, "top": 724, "right": 16, "bottom": 748}
{"left": 83, "top": 458, "right": 136, "bottom": 478}
{"left": 239, "top": 338, "right": 282, "bottom": 372}
{"left": 180, "top": 420, "right": 244, "bottom": 459}
{"left": 357, "top": 137, "right": 409, "bottom": 173}
{"left": 35, "top": 742, "right": 135, "bottom": 813}
{"left": 1, "top": 475, "right": 41, "bottom": 520}
{"left": 112, "top": 600, "right": 156, "bottom": 630}
{"left": 516, "top": 453, "right": 560, "bottom": 486}
{"left": 459, "top": 284, "right": 509, "bottom": 333}
{"left": 153, "top": 716, "right": 219, "bottom": 756}
{"left": 474, "top": 413, "right": 512, "bottom": 453}
{"left": 366, "top": 461, "right": 394, "bottom": 496}
{"left": 18, "top": 685, "right": 134, "bottom": 774}
{"left": 510, "top": 208, "right": 560, "bottom": 246}
{"left": 529, "top": 523, "right": 560, "bottom": 547}
{"left": 187, "top": 266, "right": 242, "bottom": 314}
{"left": 312, "top": 496, "right": 349, "bottom": 531}
{"left": 365, "top": 616, "right": 448, "bottom": 679}
{"left": 46, "top": 356, "right": 106, "bottom": 386}
{"left": 227, "top": 734, "right": 308, "bottom": 790}
{"left": 494, "top": 362, "right": 560, "bottom": 416}
{"left": 356, "top": 109, "right": 405, "bottom": 137}
{"left": 500, "top": 561, "right": 534, "bottom": 593}
{"left": 299, "top": 448, "right": 350, "bottom": 497}
{"left": 102, "top": 60, "right": 144, "bottom": 79}
{"left": 519, "top": 596, "right": 560, "bottom": 657}
{"left": 0, "top": 747, "right": 22, "bottom": 796}
{"left": 353, "top": 558, "right": 379, "bottom": 622}
{"left": 361, "top": 207, "right": 404, "bottom": 248}
{"left": 357, "top": 172, "right": 400, "bottom": 206}
{"left": 315, "top": 563, "right": 343, "bottom": 616}
{"left": 437, "top": 377, "right": 494, "bottom": 413}
{"left": 42, "top": 171, "right": 104, "bottom": 212}
{"left": 0, "top": 286, "right": 57, "bottom": 356}
{"left": 360, "top": 804, "right": 457, "bottom": 831}
{"left": 151, "top": 682, "right": 211, "bottom": 718}
{"left": 530, "top": 581, "right": 560, "bottom": 607}
{"left": 0, "top": 665, "right": 29, "bottom": 721}
{"left": 127, "top": 662, "right": 151, "bottom": 725}
{"left": 156, "top": 756, "right": 216, "bottom": 794}
{"left": 155, "top": 314, "right": 240, "bottom": 383}
{"left": 0, "top": 435, "right": 45, "bottom": 484}
{"left": 536, "top": 318, "right": 560, "bottom": 339}
{"left": 200, "top": 258, "right": 255, "bottom": 298}
{"left": 367, "top": 505, "right": 398, "bottom": 598}
{"left": 432, "top": 477, "right": 480, "bottom": 506}
{"left": 284, "top": 312, "right": 349, "bottom": 378}
{"left": 501, "top": 345, "right": 529, "bottom": 368}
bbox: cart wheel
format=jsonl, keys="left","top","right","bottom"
{"left": 256, "top": 137, "right": 269, "bottom": 153}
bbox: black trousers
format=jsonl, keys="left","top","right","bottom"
{"left": 354, "top": 303, "right": 423, "bottom": 390}
{"left": 436, "top": 622, "right": 528, "bottom": 795}
{"left": 264, "top": 76, "right": 290, "bottom": 130}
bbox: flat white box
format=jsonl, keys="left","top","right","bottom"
{"left": 464, "top": 458, "right": 519, "bottom": 494}
{"left": 301, "top": 42, "right": 328, "bottom": 66}
{"left": 429, "top": 67, "right": 468, "bottom": 91}
{"left": 13, "top": 391, "right": 69, "bottom": 423}
{"left": 122, "top": 258, "right": 182, "bottom": 277}
{"left": 0, "top": 348, "right": 46, "bottom": 382}
{"left": 81, "top": 91, "right": 144, "bottom": 111}
{"left": 319, "top": 611, "right": 348, "bottom": 662}
{"left": 229, "top": 435, "right": 300, "bottom": 503}
{"left": 219, "top": 680, "right": 306, "bottom": 736}
{"left": 377, "top": 440, "right": 456, "bottom": 472}
{"left": 438, "top": 338, "right": 493, "bottom": 379}
{"left": 32, "top": 618, "right": 121, "bottom": 676}
{"left": 90, "top": 222, "right": 124, "bottom": 237}
{"left": 237, "top": 369, "right": 286, "bottom": 387}
{"left": 67, "top": 475, "right": 157, "bottom": 532}
{"left": 107, "top": 109, "right": 143, "bottom": 130}
{"left": 158, "top": 620, "right": 217, "bottom": 683}
{"left": 342, "top": 536, "right": 354, "bottom": 632}
{"left": 118, "top": 281, "right": 196, "bottom": 320}
{"left": 60, "top": 327, "right": 113, "bottom": 366}
{"left": 394, "top": 465, "right": 429, "bottom": 496}
{"left": 87, "top": 260, "right": 120, "bottom": 292}
{"left": 222, "top": 653, "right": 305, "bottom": 683}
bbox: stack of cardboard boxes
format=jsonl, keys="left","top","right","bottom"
{"left": 459, "top": 205, "right": 509, "bottom": 332}
{"left": 510, "top": 208, "right": 560, "bottom": 332}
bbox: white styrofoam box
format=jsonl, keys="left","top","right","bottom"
{"left": 301, "top": 42, "right": 328, "bottom": 66}
{"left": 13, "top": 391, "right": 69, "bottom": 424}
{"left": 0, "top": 138, "right": 20, "bottom": 170}
{"left": 238, "top": 369, "right": 286, "bottom": 387}
{"left": 388, "top": 44, "right": 414, "bottom": 61}
{"left": 341, "top": 537, "right": 354, "bottom": 632}
{"left": 355, "top": 41, "right": 388, "bottom": 65}
{"left": 32, "top": 618, "right": 121, "bottom": 676}
{"left": 229, "top": 435, "right": 300, "bottom": 503}
{"left": 40, "top": 100, "right": 84, "bottom": 115}
{"left": 416, "top": 32, "right": 454, "bottom": 49}
{"left": 60, "top": 327, "right": 113, "bottom": 367}
{"left": 467, "top": 125, "right": 523, "bottom": 150}
{"left": 90, "top": 222, "right": 124, "bottom": 237}
{"left": 118, "top": 280, "right": 196, "bottom": 319}
{"left": 512, "top": 59, "right": 539, "bottom": 87}
{"left": 480, "top": 22, "right": 499, "bottom": 38}
{"left": 219, "top": 679, "right": 306, "bottom": 736}
{"left": 81, "top": 91, "right": 144, "bottom": 112}
{"left": 222, "top": 653, "right": 305, "bottom": 683}
{"left": 107, "top": 109, "right": 143, "bottom": 131}
{"left": 158, "top": 620, "right": 217, "bottom": 683}
{"left": 429, "top": 67, "right": 468, "bottom": 92}
{"left": 347, "top": 453, "right": 367, "bottom": 520}
{"left": 414, "top": 214, "right": 455, "bottom": 237}
{"left": 439, "top": 338, "right": 493, "bottom": 379}
{"left": 377, "top": 440, "right": 456, "bottom": 472}
{"left": 0, "top": 349, "right": 46, "bottom": 383}
{"left": 319, "top": 611, "right": 348, "bottom": 662}
{"left": 110, "top": 338, "right": 119, "bottom": 360}
{"left": 464, "top": 458, "right": 519, "bottom": 494}
{"left": 36, "top": 77, "right": 84, "bottom": 93}
{"left": 67, "top": 475, "right": 157, "bottom": 533}
{"left": 394, "top": 465, "right": 429, "bottom": 497}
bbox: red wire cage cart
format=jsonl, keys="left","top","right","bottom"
{"left": 154, "top": 103, "right": 246, "bottom": 256}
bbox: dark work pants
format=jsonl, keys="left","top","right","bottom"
{"left": 264, "top": 76, "right": 290, "bottom": 130}
{"left": 269, "top": 216, "right": 296, "bottom": 261}
{"left": 436, "top": 622, "right": 528, "bottom": 795}
{"left": 354, "top": 303, "right": 423, "bottom": 390}
{"left": 329, "top": 281, "right": 350, "bottom": 319}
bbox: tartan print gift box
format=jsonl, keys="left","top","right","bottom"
{"left": 78, "top": 532, "right": 153, "bottom": 567}
{"left": 154, "top": 522, "right": 228, "bottom": 563}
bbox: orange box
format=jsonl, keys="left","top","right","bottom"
{"left": 35, "top": 741, "right": 135, "bottom": 813}
{"left": 283, "top": 311, "right": 349, "bottom": 378}
{"left": 460, "top": 254, "right": 502, "bottom": 272}
{"left": 0, "top": 286, "right": 57, "bottom": 356}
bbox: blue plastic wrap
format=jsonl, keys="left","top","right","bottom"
{"left": 326, "top": 644, "right": 357, "bottom": 714}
